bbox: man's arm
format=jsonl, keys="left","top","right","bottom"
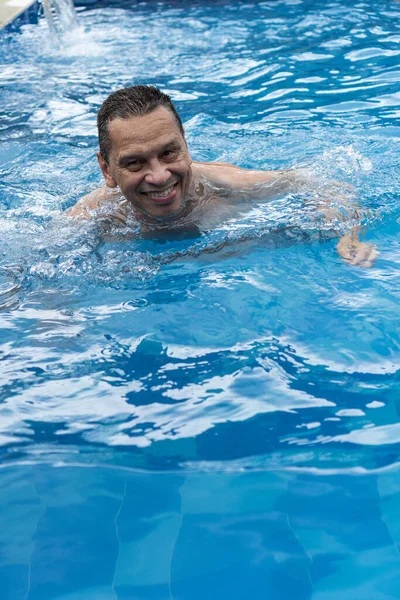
{"left": 194, "top": 161, "right": 377, "bottom": 268}
{"left": 192, "top": 161, "right": 298, "bottom": 199}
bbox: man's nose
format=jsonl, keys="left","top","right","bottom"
{"left": 144, "top": 160, "right": 170, "bottom": 186}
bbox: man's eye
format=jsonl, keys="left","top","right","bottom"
{"left": 126, "top": 160, "right": 141, "bottom": 170}
{"left": 162, "top": 149, "right": 178, "bottom": 160}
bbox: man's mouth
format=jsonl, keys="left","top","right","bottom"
{"left": 144, "top": 183, "right": 178, "bottom": 204}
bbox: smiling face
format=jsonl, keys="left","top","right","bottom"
{"left": 97, "top": 107, "right": 193, "bottom": 220}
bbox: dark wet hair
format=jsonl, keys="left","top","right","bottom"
{"left": 97, "top": 85, "right": 185, "bottom": 162}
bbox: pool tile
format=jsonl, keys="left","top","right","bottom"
{"left": 25, "top": 466, "right": 125, "bottom": 600}
{"left": 113, "top": 472, "right": 183, "bottom": 596}
{"left": 0, "top": 466, "right": 43, "bottom": 600}
{"left": 171, "top": 471, "right": 312, "bottom": 600}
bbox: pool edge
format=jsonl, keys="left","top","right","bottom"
{"left": 0, "top": 0, "right": 39, "bottom": 30}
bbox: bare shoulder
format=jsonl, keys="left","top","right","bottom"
{"left": 66, "top": 186, "right": 122, "bottom": 219}
{"left": 191, "top": 161, "right": 297, "bottom": 197}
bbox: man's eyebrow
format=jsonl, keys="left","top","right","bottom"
{"left": 161, "top": 139, "right": 180, "bottom": 148}
{"left": 118, "top": 152, "right": 142, "bottom": 164}
{"left": 154, "top": 139, "right": 181, "bottom": 153}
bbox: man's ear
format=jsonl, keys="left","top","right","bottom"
{"left": 97, "top": 152, "right": 118, "bottom": 188}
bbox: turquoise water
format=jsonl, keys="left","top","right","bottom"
{"left": 1, "top": 0, "right": 400, "bottom": 597}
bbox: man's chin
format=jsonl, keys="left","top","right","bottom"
{"left": 145, "top": 196, "right": 186, "bottom": 220}
{"left": 151, "top": 202, "right": 185, "bottom": 220}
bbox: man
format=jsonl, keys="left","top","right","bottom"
{"left": 68, "top": 85, "right": 377, "bottom": 267}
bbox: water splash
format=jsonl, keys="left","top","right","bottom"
{"left": 40, "top": 0, "right": 79, "bottom": 42}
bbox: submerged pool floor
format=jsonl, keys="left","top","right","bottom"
{"left": 2, "top": 463, "right": 400, "bottom": 599}
{"left": 1, "top": 0, "right": 400, "bottom": 597}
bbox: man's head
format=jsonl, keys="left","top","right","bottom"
{"left": 98, "top": 85, "right": 185, "bottom": 163}
{"left": 97, "top": 86, "right": 193, "bottom": 219}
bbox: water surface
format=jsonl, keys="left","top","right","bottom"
{"left": 1, "top": 0, "right": 400, "bottom": 598}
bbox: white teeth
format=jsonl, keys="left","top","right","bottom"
{"left": 147, "top": 185, "right": 174, "bottom": 198}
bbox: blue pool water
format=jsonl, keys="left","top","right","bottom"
{"left": 1, "top": 0, "right": 400, "bottom": 597}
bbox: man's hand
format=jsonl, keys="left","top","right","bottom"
{"left": 336, "top": 227, "right": 377, "bottom": 268}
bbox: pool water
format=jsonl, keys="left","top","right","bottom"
{"left": 1, "top": 0, "right": 400, "bottom": 597}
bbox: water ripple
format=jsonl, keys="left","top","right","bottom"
{"left": 1, "top": 0, "right": 400, "bottom": 471}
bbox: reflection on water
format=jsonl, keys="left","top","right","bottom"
{"left": 1, "top": 208, "right": 400, "bottom": 469}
